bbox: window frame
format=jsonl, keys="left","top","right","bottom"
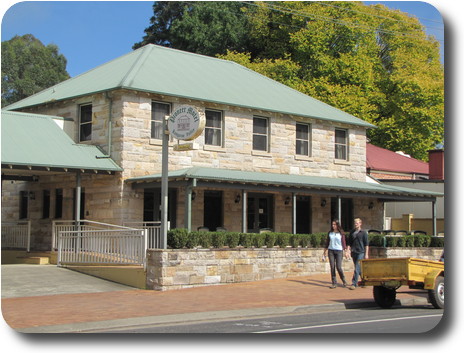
{"left": 204, "top": 109, "right": 224, "bottom": 147}
{"left": 253, "top": 116, "right": 270, "bottom": 152}
{"left": 151, "top": 101, "right": 171, "bottom": 140}
{"left": 295, "top": 122, "right": 311, "bottom": 157}
{"left": 334, "top": 128, "right": 349, "bottom": 160}
{"left": 79, "top": 103, "right": 93, "bottom": 142}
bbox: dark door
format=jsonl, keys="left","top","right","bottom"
{"left": 204, "top": 190, "right": 223, "bottom": 231}
{"left": 296, "top": 196, "right": 311, "bottom": 234}
{"left": 144, "top": 188, "right": 177, "bottom": 228}
{"left": 247, "top": 193, "right": 273, "bottom": 233}
{"left": 331, "top": 197, "right": 353, "bottom": 231}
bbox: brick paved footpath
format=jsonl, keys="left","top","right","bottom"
{"left": 1, "top": 273, "right": 429, "bottom": 331}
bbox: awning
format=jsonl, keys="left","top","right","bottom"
{"left": 127, "top": 167, "right": 442, "bottom": 202}
{"left": 1, "top": 110, "right": 122, "bottom": 178}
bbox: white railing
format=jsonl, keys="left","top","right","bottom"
{"left": 57, "top": 228, "right": 147, "bottom": 266}
{"left": 1, "top": 221, "right": 31, "bottom": 251}
{"left": 52, "top": 220, "right": 140, "bottom": 250}
{"left": 123, "top": 221, "right": 163, "bottom": 249}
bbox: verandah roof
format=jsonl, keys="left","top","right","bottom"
{"left": 127, "top": 167, "right": 441, "bottom": 202}
{"left": 1, "top": 110, "right": 122, "bottom": 175}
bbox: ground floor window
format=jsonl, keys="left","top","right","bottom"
{"left": 19, "top": 191, "right": 28, "bottom": 219}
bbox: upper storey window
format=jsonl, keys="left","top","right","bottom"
{"left": 335, "top": 128, "right": 348, "bottom": 160}
{"left": 296, "top": 123, "right": 311, "bottom": 156}
{"left": 205, "top": 109, "right": 223, "bottom": 147}
{"left": 79, "top": 104, "right": 92, "bottom": 142}
{"left": 253, "top": 116, "right": 269, "bottom": 152}
{"left": 151, "top": 102, "right": 171, "bottom": 139}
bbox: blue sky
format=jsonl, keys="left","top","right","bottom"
{"left": 0, "top": 1, "right": 446, "bottom": 77}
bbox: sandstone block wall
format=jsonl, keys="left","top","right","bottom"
{"left": 146, "top": 247, "right": 443, "bottom": 291}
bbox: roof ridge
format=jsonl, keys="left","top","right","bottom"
{"left": 118, "top": 45, "right": 155, "bottom": 88}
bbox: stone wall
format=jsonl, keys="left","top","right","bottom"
{"left": 146, "top": 247, "right": 443, "bottom": 291}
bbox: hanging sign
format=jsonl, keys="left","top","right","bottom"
{"left": 168, "top": 105, "right": 205, "bottom": 141}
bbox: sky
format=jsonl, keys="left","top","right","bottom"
{"left": 1, "top": 0, "right": 447, "bottom": 78}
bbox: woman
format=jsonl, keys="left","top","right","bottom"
{"left": 323, "top": 220, "right": 348, "bottom": 289}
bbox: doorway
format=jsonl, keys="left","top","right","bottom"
{"left": 203, "top": 190, "right": 223, "bottom": 231}
{"left": 296, "top": 196, "right": 312, "bottom": 234}
{"left": 144, "top": 188, "right": 177, "bottom": 228}
{"left": 331, "top": 197, "right": 354, "bottom": 232}
{"left": 247, "top": 193, "right": 273, "bottom": 233}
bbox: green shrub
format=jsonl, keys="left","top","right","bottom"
{"left": 276, "top": 233, "right": 291, "bottom": 247}
{"left": 197, "top": 231, "right": 212, "bottom": 248}
{"left": 430, "top": 236, "right": 445, "bottom": 247}
{"left": 212, "top": 231, "right": 227, "bottom": 248}
{"left": 368, "top": 234, "right": 385, "bottom": 247}
{"left": 265, "top": 233, "right": 277, "bottom": 248}
{"left": 385, "top": 236, "right": 398, "bottom": 247}
{"left": 226, "top": 232, "right": 241, "bottom": 248}
{"left": 185, "top": 231, "right": 200, "bottom": 248}
{"left": 240, "top": 233, "right": 253, "bottom": 248}
{"left": 405, "top": 235, "right": 415, "bottom": 247}
{"left": 253, "top": 233, "right": 266, "bottom": 247}
{"left": 414, "top": 234, "right": 432, "bottom": 247}
{"left": 309, "top": 233, "right": 323, "bottom": 248}
{"left": 167, "top": 228, "right": 189, "bottom": 248}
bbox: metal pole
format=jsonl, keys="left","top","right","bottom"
{"left": 242, "top": 189, "right": 247, "bottom": 233}
{"left": 160, "top": 116, "right": 169, "bottom": 249}
{"left": 432, "top": 200, "right": 437, "bottom": 236}
{"left": 292, "top": 193, "right": 297, "bottom": 234}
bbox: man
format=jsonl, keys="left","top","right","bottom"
{"left": 347, "top": 218, "right": 369, "bottom": 289}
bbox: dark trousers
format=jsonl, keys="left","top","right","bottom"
{"left": 328, "top": 249, "right": 346, "bottom": 285}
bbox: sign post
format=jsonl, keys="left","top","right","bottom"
{"left": 160, "top": 105, "right": 205, "bottom": 248}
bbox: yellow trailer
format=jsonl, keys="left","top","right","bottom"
{"left": 360, "top": 257, "right": 444, "bottom": 309}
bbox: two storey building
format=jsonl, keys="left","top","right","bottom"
{"left": 2, "top": 45, "right": 440, "bottom": 251}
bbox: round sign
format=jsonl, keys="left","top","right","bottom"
{"left": 168, "top": 105, "right": 205, "bottom": 141}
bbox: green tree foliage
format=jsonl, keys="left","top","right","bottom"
{"left": 2, "top": 34, "right": 70, "bottom": 106}
{"left": 136, "top": 1, "right": 444, "bottom": 160}
{"left": 133, "top": 1, "right": 250, "bottom": 56}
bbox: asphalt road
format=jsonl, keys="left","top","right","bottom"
{"left": 89, "top": 306, "right": 444, "bottom": 334}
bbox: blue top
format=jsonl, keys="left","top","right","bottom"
{"left": 328, "top": 232, "right": 344, "bottom": 251}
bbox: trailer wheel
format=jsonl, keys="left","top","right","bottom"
{"left": 373, "top": 286, "right": 397, "bottom": 308}
{"left": 428, "top": 276, "right": 444, "bottom": 309}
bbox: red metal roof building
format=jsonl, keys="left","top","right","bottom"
{"left": 366, "top": 143, "right": 430, "bottom": 180}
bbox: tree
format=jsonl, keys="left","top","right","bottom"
{"left": 224, "top": 2, "right": 444, "bottom": 161}
{"left": 133, "top": 1, "right": 250, "bottom": 56}
{"left": 136, "top": 1, "right": 444, "bottom": 160}
{"left": 2, "top": 34, "right": 70, "bottom": 106}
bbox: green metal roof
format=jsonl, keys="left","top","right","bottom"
{"left": 127, "top": 167, "right": 441, "bottom": 201}
{"left": 1, "top": 111, "right": 122, "bottom": 173}
{"left": 5, "top": 44, "right": 374, "bottom": 128}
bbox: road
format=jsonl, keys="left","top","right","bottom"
{"left": 87, "top": 306, "right": 444, "bottom": 333}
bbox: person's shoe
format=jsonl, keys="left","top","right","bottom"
{"left": 342, "top": 282, "right": 347, "bottom": 287}
{"left": 329, "top": 284, "right": 337, "bottom": 289}
{"left": 348, "top": 285, "right": 356, "bottom": 290}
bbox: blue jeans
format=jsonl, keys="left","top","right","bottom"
{"left": 351, "top": 252, "right": 365, "bottom": 287}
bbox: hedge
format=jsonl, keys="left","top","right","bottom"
{"left": 166, "top": 229, "right": 444, "bottom": 249}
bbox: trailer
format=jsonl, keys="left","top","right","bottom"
{"left": 359, "top": 257, "right": 444, "bottom": 309}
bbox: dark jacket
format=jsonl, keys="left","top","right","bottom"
{"left": 347, "top": 229, "right": 369, "bottom": 253}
